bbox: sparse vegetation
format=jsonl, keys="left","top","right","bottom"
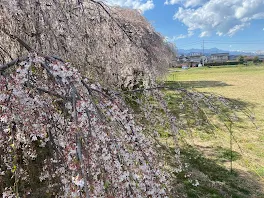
{"left": 164, "top": 64, "right": 264, "bottom": 197}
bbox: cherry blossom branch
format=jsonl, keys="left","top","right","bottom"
{"left": 0, "top": 56, "right": 28, "bottom": 71}
{"left": 36, "top": 87, "right": 71, "bottom": 101}
{"left": 89, "top": 0, "right": 136, "bottom": 45}
{"left": 71, "top": 85, "right": 90, "bottom": 198}
{"left": 0, "top": 45, "right": 13, "bottom": 60}
{"left": 81, "top": 81, "right": 105, "bottom": 120}
{"left": 0, "top": 27, "right": 33, "bottom": 52}
{"left": 115, "top": 86, "right": 183, "bottom": 95}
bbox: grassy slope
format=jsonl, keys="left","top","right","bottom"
{"left": 165, "top": 64, "right": 264, "bottom": 197}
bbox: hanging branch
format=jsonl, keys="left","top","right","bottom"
{"left": 0, "top": 0, "right": 176, "bottom": 88}
{"left": 0, "top": 56, "right": 28, "bottom": 71}
{"left": 0, "top": 27, "right": 33, "bottom": 52}
{"left": 0, "top": 45, "right": 13, "bottom": 60}
{"left": 71, "top": 85, "right": 90, "bottom": 198}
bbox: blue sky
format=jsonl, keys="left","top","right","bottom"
{"left": 106, "top": 0, "right": 264, "bottom": 52}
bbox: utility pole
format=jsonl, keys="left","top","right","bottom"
{"left": 202, "top": 40, "right": 204, "bottom": 55}
{"left": 202, "top": 40, "right": 205, "bottom": 66}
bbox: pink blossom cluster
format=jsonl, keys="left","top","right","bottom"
{"left": 0, "top": 54, "right": 170, "bottom": 197}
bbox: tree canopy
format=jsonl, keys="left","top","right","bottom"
{"left": 0, "top": 52, "right": 177, "bottom": 197}
{"left": 0, "top": 1, "right": 178, "bottom": 197}
{"left": 0, "top": 0, "right": 176, "bottom": 88}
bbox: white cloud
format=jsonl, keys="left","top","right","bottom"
{"left": 184, "top": 0, "right": 208, "bottom": 8}
{"left": 227, "top": 23, "right": 249, "bottom": 36}
{"left": 172, "top": 0, "right": 264, "bottom": 36}
{"left": 165, "top": 0, "right": 209, "bottom": 7}
{"left": 164, "top": 0, "right": 181, "bottom": 5}
{"left": 105, "top": 0, "right": 154, "bottom": 12}
{"left": 166, "top": 31, "right": 194, "bottom": 41}
{"left": 176, "top": 34, "right": 188, "bottom": 39}
{"left": 200, "top": 31, "right": 210, "bottom": 37}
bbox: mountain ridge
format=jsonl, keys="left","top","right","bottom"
{"left": 178, "top": 48, "right": 260, "bottom": 56}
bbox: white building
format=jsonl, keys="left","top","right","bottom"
{"left": 210, "top": 53, "right": 229, "bottom": 62}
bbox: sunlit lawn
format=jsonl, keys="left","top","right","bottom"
{"left": 165, "top": 64, "right": 264, "bottom": 197}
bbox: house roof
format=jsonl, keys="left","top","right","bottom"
{"left": 211, "top": 53, "right": 229, "bottom": 56}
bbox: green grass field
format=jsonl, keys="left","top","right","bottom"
{"left": 164, "top": 64, "right": 264, "bottom": 197}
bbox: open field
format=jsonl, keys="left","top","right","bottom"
{"left": 164, "top": 64, "right": 264, "bottom": 197}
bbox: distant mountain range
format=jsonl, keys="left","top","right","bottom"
{"left": 178, "top": 48, "right": 264, "bottom": 56}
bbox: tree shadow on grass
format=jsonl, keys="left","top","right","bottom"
{"left": 164, "top": 80, "right": 231, "bottom": 89}
{"left": 163, "top": 89, "right": 255, "bottom": 136}
{"left": 214, "top": 146, "right": 242, "bottom": 163}
{"left": 164, "top": 79, "right": 256, "bottom": 127}
{"left": 163, "top": 145, "right": 264, "bottom": 198}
